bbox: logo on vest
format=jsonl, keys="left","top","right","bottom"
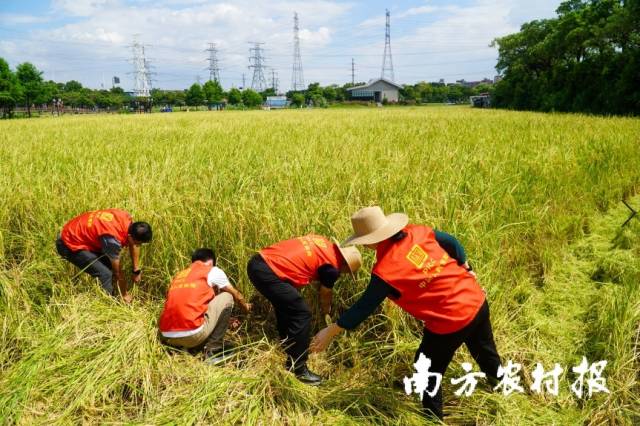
{"left": 406, "top": 246, "right": 451, "bottom": 288}
{"left": 312, "top": 237, "right": 327, "bottom": 248}
{"left": 87, "top": 210, "right": 114, "bottom": 228}
{"left": 406, "top": 244, "right": 429, "bottom": 269}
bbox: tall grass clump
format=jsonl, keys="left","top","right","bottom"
{"left": 0, "top": 106, "right": 639, "bottom": 424}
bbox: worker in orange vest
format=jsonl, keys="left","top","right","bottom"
{"left": 159, "top": 248, "right": 252, "bottom": 359}
{"left": 55, "top": 209, "right": 152, "bottom": 302}
{"left": 311, "top": 207, "right": 501, "bottom": 419}
{"left": 247, "top": 235, "right": 362, "bottom": 385}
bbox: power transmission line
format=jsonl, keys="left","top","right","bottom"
{"left": 248, "top": 42, "right": 267, "bottom": 92}
{"left": 205, "top": 42, "right": 221, "bottom": 84}
{"left": 381, "top": 9, "right": 395, "bottom": 81}
{"left": 129, "top": 35, "right": 152, "bottom": 97}
{"left": 291, "top": 12, "right": 305, "bottom": 91}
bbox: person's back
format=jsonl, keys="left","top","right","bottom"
{"left": 259, "top": 235, "right": 342, "bottom": 287}
{"left": 159, "top": 248, "right": 252, "bottom": 358}
{"left": 247, "top": 236, "right": 361, "bottom": 384}
{"left": 372, "top": 224, "right": 485, "bottom": 334}
{"left": 159, "top": 261, "right": 216, "bottom": 333}
{"left": 56, "top": 209, "right": 152, "bottom": 302}
{"left": 61, "top": 209, "right": 132, "bottom": 252}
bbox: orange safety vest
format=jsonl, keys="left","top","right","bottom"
{"left": 260, "top": 235, "right": 341, "bottom": 287}
{"left": 372, "top": 224, "right": 485, "bottom": 334}
{"left": 159, "top": 261, "right": 215, "bottom": 332}
{"left": 61, "top": 209, "right": 132, "bottom": 253}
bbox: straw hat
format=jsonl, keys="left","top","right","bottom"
{"left": 343, "top": 206, "right": 408, "bottom": 246}
{"left": 335, "top": 243, "right": 362, "bottom": 273}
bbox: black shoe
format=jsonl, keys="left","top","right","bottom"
{"left": 294, "top": 365, "right": 323, "bottom": 386}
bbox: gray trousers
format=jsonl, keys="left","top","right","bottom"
{"left": 161, "top": 292, "right": 234, "bottom": 352}
{"left": 55, "top": 237, "right": 114, "bottom": 294}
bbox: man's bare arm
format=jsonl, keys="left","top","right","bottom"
{"left": 221, "top": 284, "right": 252, "bottom": 313}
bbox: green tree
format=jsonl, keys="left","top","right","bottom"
{"left": 290, "top": 92, "right": 305, "bottom": 107}
{"left": 227, "top": 88, "right": 242, "bottom": 105}
{"left": 473, "top": 83, "right": 494, "bottom": 95}
{"left": 203, "top": 80, "right": 224, "bottom": 105}
{"left": 492, "top": 0, "right": 640, "bottom": 114}
{"left": 0, "top": 58, "right": 21, "bottom": 118}
{"left": 185, "top": 83, "right": 204, "bottom": 107}
{"left": 41, "top": 80, "right": 60, "bottom": 105}
{"left": 446, "top": 85, "right": 464, "bottom": 103}
{"left": 93, "top": 90, "right": 112, "bottom": 109}
{"left": 173, "top": 90, "right": 186, "bottom": 108}
{"left": 261, "top": 87, "right": 277, "bottom": 99}
{"left": 64, "top": 80, "right": 83, "bottom": 92}
{"left": 150, "top": 88, "right": 166, "bottom": 105}
{"left": 110, "top": 87, "right": 129, "bottom": 109}
{"left": 61, "top": 91, "right": 80, "bottom": 108}
{"left": 16, "top": 62, "right": 45, "bottom": 117}
{"left": 322, "top": 86, "right": 337, "bottom": 102}
{"left": 241, "top": 89, "right": 263, "bottom": 108}
{"left": 399, "top": 85, "right": 416, "bottom": 102}
{"left": 310, "top": 94, "right": 327, "bottom": 108}
{"left": 305, "top": 82, "right": 322, "bottom": 102}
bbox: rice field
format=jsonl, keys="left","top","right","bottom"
{"left": 0, "top": 106, "right": 639, "bottom": 425}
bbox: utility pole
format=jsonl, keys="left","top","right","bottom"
{"left": 291, "top": 12, "right": 305, "bottom": 91}
{"left": 241, "top": 73, "right": 246, "bottom": 89}
{"left": 205, "top": 42, "right": 221, "bottom": 83}
{"left": 351, "top": 58, "right": 355, "bottom": 85}
{"left": 381, "top": 9, "right": 395, "bottom": 81}
{"left": 248, "top": 42, "right": 267, "bottom": 92}
{"left": 271, "top": 68, "right": 279, "bottom": 93}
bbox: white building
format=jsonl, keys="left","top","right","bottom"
{"left": 346, "top": 78, "right": 402, "bottom": 103}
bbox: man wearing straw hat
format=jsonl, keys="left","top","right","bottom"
{"left": 310, "top": 207, "right": 501, "bottom": 419}
{"left": 247, "top": 234, "right": 362, "bottom": 385}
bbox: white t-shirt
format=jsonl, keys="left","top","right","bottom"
{"left": 161, "top": 266, "right": 231, "bottom": 338}
{"left": 207, "top": 266, "right": 230, "bottom": 290}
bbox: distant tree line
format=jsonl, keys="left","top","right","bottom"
{"left": 0, "top": 58, "right": 134, "bottom": 118}
{"left": 492, "top": 0, "right": 640, "bottom": 115}
{"left": 399, "top": 81, "right": 494, "bottom": 104}
{"left": 1, "top": 56, "right": 495, "bottom": 118}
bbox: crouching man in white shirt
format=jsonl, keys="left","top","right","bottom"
{"left": 159, "top": 248, "right": 252, "bottom": 358}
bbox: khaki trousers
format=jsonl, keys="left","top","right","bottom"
{"left": 163, "top": 292, "right": 234, "bottom": 350}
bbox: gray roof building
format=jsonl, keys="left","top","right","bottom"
{"left": 346, "top": 78, "right": 402, "bottom": 103}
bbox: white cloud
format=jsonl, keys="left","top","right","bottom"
{"left": 357, "top": 4, "right": 437, "bottom": 29}
{"left": 52, "top": 0, "right": 118, "bottom": 17}
{"left": 0, "top": 40, "right": 18, "bottom": 56}
{"left": 0, "top": 13, "right": 51, "bottom": 25}
{"left": 12, "top": 0, "right": 349, "bottom": 89}
{"left": 299, "top": 27, "right": 331, "bottom": 45}
{"left": 3, "top": 0, "right": 559, "bottom": 89}
{"left": 397, "top": 5, "right": 438, "bottom": 19}
{"left": 507, "top": 0, "right": 559, "bottom": 26}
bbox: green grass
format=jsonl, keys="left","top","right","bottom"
{"left": 0, "top": 106, "right": 639, "bottom": 424}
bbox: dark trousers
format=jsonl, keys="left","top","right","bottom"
{"left": 55, "top": 237, "right": 114, "bottom": 294}
{"left": 417, "top": 300, "right": 501, "bottom": 420}
{"left": 247, "top": 254, "right": 312, "bottom": 371}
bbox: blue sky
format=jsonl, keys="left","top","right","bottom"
{"left": 0, "top": 0, "right": 560, "bottom": 91}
